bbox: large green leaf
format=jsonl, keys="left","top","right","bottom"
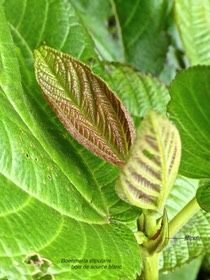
{"left": 116, "top": 112, "right": 181, "bottom": 211}
{"left": 0, "top": 180, "right": 141, "bottom": 279}
{"left": 175, "top": 0, "right": 210, "bottom": 65}
{"left": 0, "top": 1, "right": 141, "bottom": 278}
{"left": 168, "top": 66, "right": 210, "bottom": 178}
{"left": 159, "top": 176, "right": 210, "bottom": 271}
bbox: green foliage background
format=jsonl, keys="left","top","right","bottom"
{"left": 0, "top": 0, "right": 210, "bottom": 279}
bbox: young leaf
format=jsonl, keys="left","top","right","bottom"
{"left": 115, "top": 112, "right": 181, "bottom": 211}
{"left": 34, "top": 46, "right": 135, "bottom": 166}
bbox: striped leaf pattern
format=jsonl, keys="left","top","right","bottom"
{"left": 34, "top": 46, "right": 135, "bottom": 166}
{"left": 115, "top": 112, "right": 181, "bottom": 210}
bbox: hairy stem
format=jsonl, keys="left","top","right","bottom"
{"left": 169, "top": 196, "right": 200, "bottom": 238}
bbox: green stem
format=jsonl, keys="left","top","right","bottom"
{"left": 169, "top": 196, "right": 200, "bottom": 238}
{"left": 139, "top": 248, "right": 159, "bottom": 280}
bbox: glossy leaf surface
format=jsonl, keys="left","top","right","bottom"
{"left": 168, "top": 66, "right": 210, "bottom": 178}
{"left": 34, "top": 46, "right": 135, "bottom": 166}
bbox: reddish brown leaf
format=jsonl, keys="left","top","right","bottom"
{"left": 34, "top": 46, "right": 135, "bottom": 165}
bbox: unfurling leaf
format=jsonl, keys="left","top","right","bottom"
{"left": 115, "top": 112, "right": 181, "bottom": 210}
{"left": 34, "top": 46, "right": 135, "bottom": 166}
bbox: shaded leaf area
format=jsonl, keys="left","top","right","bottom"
{"left": 202, "top": 253, "right": 210, "bottom": 274}
{"left": 175, "top": 0, "right": 210, "bottom": 65}
{"left": 70, "top": 0, "right": 124, "bottom": 62}
{"left": 159, "top": 177, "right": 210, "bottom": 271}
{"left": 105, "top": 63, "right": 170, "bottom": 127}
{"left": 113, "top": 0, "right": 170, "bottom": 74}
{"left": 159, "top": 17, "right": 191, "bottom": 85}
{"left": 168, "top": 66, "right": 210, "bottom": 178}
{"left": 0, "top": 174, "right": 141, "bottom": 279}
{"left": 34, "top": 46, "right": 135, "bottom": 166}
{"left": 70, "top": 0, "right": 171, "bottom": 75}
{"left": 116, "top": 112, "right": 181, "bottom": 211}
{"left": 196, "top": 183, "right": 210, "bottom": 212}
